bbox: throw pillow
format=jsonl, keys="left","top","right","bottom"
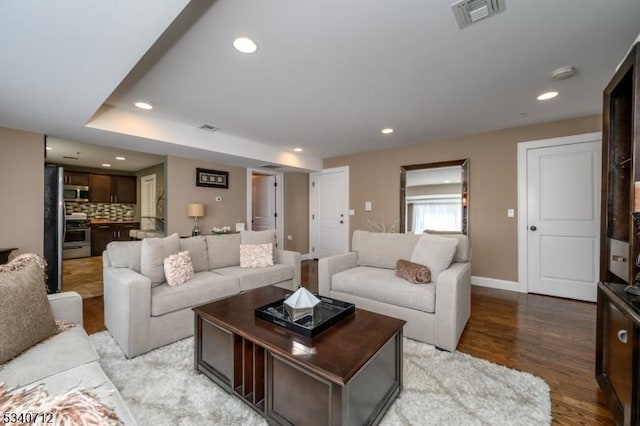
{"left": 0, "top": 383, "right": 122, "bottom": 425}
{"left": 395, "top": 259, "right": 432, "bottom": 284}
{"left": 163, "top": 251, "right": 195, "bottom": 287}
{"left": 240, "top": 243, "right": 274, "bottom": 268}
{"left": 241, "top": 230, "right": 276, "bottom": 245}
{"left": 140, "top": 233, "right": 180, "bottom": 286}
{"left": 410, "top": 234, "right": 458, "bottom": 281}
{"left": 0, "top": 258, "right": 58, "bottom": 364}
{"left": 106, "top": 240, "right": 142, "bottom": 272}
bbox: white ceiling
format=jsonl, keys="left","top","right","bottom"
{"left": 2, "top": 0, "right": 639, "bottom": 171}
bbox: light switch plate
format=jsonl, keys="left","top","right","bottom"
{"left": 365, "top": 201, "right": 372, "bottom": 212}
{"left": 349, "top": 209, "right": 355, "bottom": 216}
{"left": 507, "top": 208, "right": 515, "bottom": 218}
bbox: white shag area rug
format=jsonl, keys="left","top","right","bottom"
{"left": 89, "top": 332, "right": 551, "bottom": 425}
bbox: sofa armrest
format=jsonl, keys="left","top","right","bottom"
{"left": 48, "top": 291, "right": 83, "bottom": 325}
{"left": 275, "top": 249, "right": 302, "bottom": 289}
{"left": 318, "top": 252, "right": 358, "bottom": 297}
{"left": 103, "top": 267, "right": 152, "bottom": 358}
{"left": 434, "top": 262, "right": 471, "bottom": 352}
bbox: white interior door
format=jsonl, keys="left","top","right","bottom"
{"left": 252, "top": 174, "right": 276, "bottom": 231}
{"left": 140, "top": 174, "right": 156, "bottom": 231}
{"left": 309, "top": 166, "right": 349, "bottom": 258}
{"left": 526, "top": 139, "right": 601, "bottom": 302}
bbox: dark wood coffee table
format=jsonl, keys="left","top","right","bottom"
{"left": 193, "top": 286, "right": 405, "bottom": 425}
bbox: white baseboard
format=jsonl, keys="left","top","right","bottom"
{"left": 471, "top": 276, "right": 523, "bottom": 293}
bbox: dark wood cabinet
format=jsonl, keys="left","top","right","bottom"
{"left": 89, "top": 174, "right": 136, "bottom": 204}
{"left": 598, "top": 42, "right": 640, "bottom": 425}
{"left": 91, "top": 222, "right": 139, "bottom": 256}
{"left": 63, "top": 171, "right": 89, "bottom": 186}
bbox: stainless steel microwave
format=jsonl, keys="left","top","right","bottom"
{"left": 63, "top": 185, "right": 89, "bottom": 202}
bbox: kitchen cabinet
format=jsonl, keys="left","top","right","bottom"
{"left": 89, "top": 174, "right": 137, "bottom": 204}
{"left": 91, "top": 222, "right": 139, "bottom": 256}
{"left": 63, "top": 171, "right": 89, "bottom": 186}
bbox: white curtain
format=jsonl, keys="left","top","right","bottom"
{"left": 411, "top": 199, "right": 462, "bottom": 234}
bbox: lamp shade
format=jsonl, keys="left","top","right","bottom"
{"left": 187, "top": 203, "right": 204, "bottom": 218}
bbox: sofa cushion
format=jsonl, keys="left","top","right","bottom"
{"left": 0, "top": 326, "right": 98, "bottom": 388}
{"left": 240, "top": 243, "right": 274, "bottom": 268}
{"left": 0, "top": 261, "right": 58, "bottom": 364}
{"left": 141, "top": 233, "right": 180, "bottom": 286}
{"left": 332, "top": 267, "right": 436, "bottom": 313}
{"left": 411, "top": 234, "right": 458, "bottom": 280}
{"left": 106, "top": 240, "right": 142, "bottom": 272}
{"left": 352, "top": 230, "right": 421, "bottom": 269}
{"left": 179, "top": 236, "right": 209, "bottom": 272}
{"left": 206, "top": 233, "right": 241, "bottom": 269}
{"left": 241, "top": 229, "right": 277, "bottom": 245}
{"left": 215, "top": 264, "right": 293, "bottom": 292}
{"left": 150, "top": 271, "right": 240, "bottom": 317}
{"left": 425, "top": 232, "right": 470, "bottom": 263}
{"left": 163, "top": 251, "right": 195, "bottom": 287}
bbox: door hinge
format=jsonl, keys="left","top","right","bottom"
{"left": 312, "top": 214, "right": 315, "bottom": 220}
{"left": 312, "top": 247, "right": 315, "bottom": 252}
{"left": 274, "top": 182, "right": 278, "bottom": 187}
{"left": 274, "top": 212, "right": 278, "bottom": 218}
{"left": 312, "top": 181, "right": 315, "bottom": 187}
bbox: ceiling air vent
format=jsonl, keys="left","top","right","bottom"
{"left": 260, "top": 164, "right": 282, "bottom": 170}
{"left": 451, "top": 0, "right": 505, "bottom": 29}
{"left": 198, "top": 124, "right": 218, "bottom": 132}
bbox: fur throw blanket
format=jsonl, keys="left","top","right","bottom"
{"left": 395, "top": 259, "right": 431, "bottom": 284}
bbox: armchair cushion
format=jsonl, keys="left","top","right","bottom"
{"left": 332, "top": 267, "right": 436, "bottom": 313}
{"left": 411, "top": 234, "right": 458, "bottom": 280}
{"left": 140, "top": 233, "right": 180, "bottom": 286}
{"left": 0, "top": 261, "right": 58, "bottom": 364}
{"left": 352, "top": 231, "right": 420, "bottom": 269}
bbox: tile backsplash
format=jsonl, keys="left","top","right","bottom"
{"left": 66, "top": 202, "right": 136, "bottom": 222}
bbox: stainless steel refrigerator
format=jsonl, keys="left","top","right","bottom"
{"left": 43, "top": 164, "right": 64, "bottom": 293}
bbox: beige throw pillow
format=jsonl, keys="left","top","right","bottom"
{"left": 240, "top": 244, "right": 274, "bottom": 268}
{"left": 410, "top": 234, "right": 458, "bottom": 281}
{"left": 163, "top": 251, "right": 195, "bottom": 287}
{"left": 0, "top": 259, "right": 58, "bottom": 364}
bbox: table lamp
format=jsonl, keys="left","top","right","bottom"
{"left": 187, "top": 203, "right": 204, "bottom": 236}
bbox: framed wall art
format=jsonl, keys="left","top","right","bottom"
{"left": 196, "top": 168, "right": 229, "bottom": 189}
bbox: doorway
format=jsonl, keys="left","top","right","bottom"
{"left": 517, "top": 132, "right": 601, "bottom": 302}
{"left": 309, "top": 166, "right": 350, "bottom": 258}
{"left": 246, "top": 169, "right": 283, "bottom": 248}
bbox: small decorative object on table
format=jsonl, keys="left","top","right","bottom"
{"left": 211, "top": 226, "right": 232, "bottom": 234}
{"left": 284, "top": 287, "right": 321, "bottom": 321}
{"left": 627, "top": 212, "right": 640, "bottom": 295}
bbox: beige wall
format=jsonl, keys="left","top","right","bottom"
{"left": 166, "top": 156, "right": 247, "bottom": 236}
{"left": 325, "top": 115, "right": 602, "bottom": 283}
{"left": 0, "top": 128, "right": 45, "bottom": 257}
{"left": 283, "top": 172, "right": 309, "bottom": 253}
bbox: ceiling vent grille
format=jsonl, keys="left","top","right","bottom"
{"left": 451, "top": 0, "right": 505, "bottom": 29}
{"left": 198, "top": 124, "right": 218, "bottom": 132}
{"left": 260, "top": 164, "right": 282, "bottom": 170}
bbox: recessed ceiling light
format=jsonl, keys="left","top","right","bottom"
{"left": 293, "top": 147, "right": 303, "bottom": 152}
{"left": 233, "top": 37, "right": 258, "bottom": 54}
{"left": 46, "top": 146, "right": 52, "bottom": 151}
{"left": 115, "top": 156, "right": 126, "bottom": 161}
{"left": 134, "top": 101, "right": 153, "bottom": 110}
{"left": 102, "top": 163, "right": 111, "bottom": 167}
{"left": 444, "top": 180, "right": 451, "bottom": 183}
{"left": 381, "top": 128, "right": 394, "bottom": 134}
{"left": 537, "top": 91, "right": 558, "bottom": 101}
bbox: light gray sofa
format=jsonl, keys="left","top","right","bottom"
{"left": 103, "top": 231, "right": 301, "bottom": 358}
{"left": 0, "top": 292, "right": 136, "bottom": 424}
{"left": 318, "top": 230, "right": 471, "bottom": 352}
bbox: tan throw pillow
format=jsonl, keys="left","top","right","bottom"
{"left": 163, "top": 251, "right": 195, "bottom": 287}
{"left": 410, "top": 233, "right": 458, "bottom": 281}
{"left": 395, "top": 259, "right": 432, "bottom": 284}
{"left": 240, "top": 244, "right": 274, "bottom": 268}
{"left": 0, "top": 259, "right": 58, "bottom": 364}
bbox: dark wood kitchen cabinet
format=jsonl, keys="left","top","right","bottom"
{"left": 91, "top": 222, "right": 139, "bottom": 256}
{"left": 89, "top": 174, "right": 137, "bottom": 204}
{"left": 63, "top": 171, "right": 89, "bottom": 186}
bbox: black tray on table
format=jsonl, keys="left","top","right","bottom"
{"left": 255, "top": 294, "right": 355, "bottom": 338}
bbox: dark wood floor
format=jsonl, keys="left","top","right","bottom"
{"left": 71, "top": 258, "right": 613, "bottom": 424}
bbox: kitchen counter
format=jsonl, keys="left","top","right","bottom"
{"left": 90, "top": 219, "right": 139, "bottom": 224}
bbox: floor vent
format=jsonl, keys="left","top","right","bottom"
{"left": 451, "top": 0, "right": 505, "bottom": 29}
